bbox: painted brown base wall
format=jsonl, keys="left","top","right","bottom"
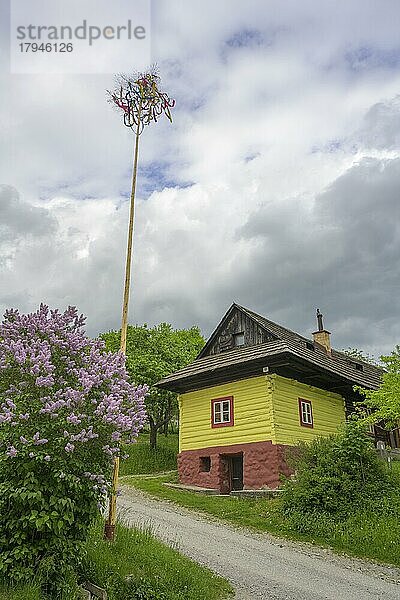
{"left": 178, "top": 440, "right": 293, "bottom": 492}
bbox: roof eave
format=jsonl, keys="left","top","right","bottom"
{"left": 156, "top": 350, "right": 291, "bottom": 393}
{"left": 156, "top": 350, "right": 382, "bottom": 394}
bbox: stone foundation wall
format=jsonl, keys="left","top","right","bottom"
{"left": 178, "top": 440, "right": 293, "bottom": 492}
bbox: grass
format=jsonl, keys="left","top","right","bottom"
{"left": 81, "top": 518, "right": 233, "bottom": 600}
{"left": 125, "top": 471, "right": 400, "bottom": 568}
{"left": 120, "top": 433, "right": 178, "bottom": 476}
{"left": 0, "top": 517, "right": 232, "bottom": 600}
{"left": 0, "top": 584, "right": 41, "bottom": 600}
{"left": 387, "top": 458, "right": 400, "bottom": 474}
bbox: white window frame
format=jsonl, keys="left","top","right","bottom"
{"left": 299, "top": 399, "right": 313, "bottom": 427}
{"left": 213, "top": 399, "right": 231, "bottom": 424}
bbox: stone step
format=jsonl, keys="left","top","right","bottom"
{"left": 163, "top": 482, "right": 221, "bottom": 494}
{"left": 230, "top": 488, "right": 282, "bottom": 498}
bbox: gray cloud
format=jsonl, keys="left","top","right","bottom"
{"left": 235, "top": 157, "right": 400, "bottom": 355}
{"left": 354, "top": 97, "right": 400, "bottom": 151}
{"left": 0, "top": 185, "right": 56, "bottom": 240}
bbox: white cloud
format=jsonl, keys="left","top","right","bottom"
{"left": 1, "top": 0, "right": 400, "bottom": 357}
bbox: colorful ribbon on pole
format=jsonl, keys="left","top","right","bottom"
{"left": 108, "top": 71, "right": 175, "bottom": 134}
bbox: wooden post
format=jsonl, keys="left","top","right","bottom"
{"left": 120, "top": 117, "right": 141, "bottom": 354}
{"left": 103, "top": 72, "right": 174, "bottom": 542}
{"left": 104, "top": 107, "right": 141, "bottom": 542}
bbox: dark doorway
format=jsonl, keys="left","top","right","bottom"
{"left": 230, "top": 454, "right": 244, "bottom": 490}
{"left": 219, "top": 453, "right": 244, "bottom": 493}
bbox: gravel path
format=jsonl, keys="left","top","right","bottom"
{"left": 119, "top": 485, "right": 400, "bottom": 600}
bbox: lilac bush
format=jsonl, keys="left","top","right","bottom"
{"left": 0, "top": 305, "right": 147, "bottom": 593}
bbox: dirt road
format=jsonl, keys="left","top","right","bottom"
{"left": 119, "top": 486, "right": 400, "bottom": 600}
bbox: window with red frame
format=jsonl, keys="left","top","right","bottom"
{"left": 211, "top": 396, "right": 234, "bottom": 428}
{"left": 299, "top": 398, "right": 313, "bottom": 428}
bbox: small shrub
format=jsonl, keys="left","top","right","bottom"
{"left": 282, "top": 421, "right": 393, "bottom": 518}
{"left": 0, "top": 305, "right": 147, "bottom": 596}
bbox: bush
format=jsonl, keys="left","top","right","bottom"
{"left": 0, "top": 305, "right": 147, "bottom": 596}
{"left": 282, "top": 421, "right": 392, "bottom": 517}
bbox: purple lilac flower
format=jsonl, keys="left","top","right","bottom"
{"left": 6, "top": 446, "right": 17, "bottom": 458}
{"left": 66, "top": 413, "right": 81, "bottom": 425}
{"left": 0, "top": 303, "right": 147, "bottom": 491}
{"left": 33, "top": 432, "right": 48, "bottom": 445}
{"left": 102, "top": 445, "right": 113, "bottom": 456}
{"left": 36, "top": 375, "right": 54, "bottom": 387}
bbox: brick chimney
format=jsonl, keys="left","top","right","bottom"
{"left": 312, "top": 309, "right": 331, "bottom": 355}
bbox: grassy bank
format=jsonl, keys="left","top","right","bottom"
{"left": 120, "top": 433, "right": 178, "bottom": 476}
{"left": 82, "top": 519, "right": 232, "bottom": 600}
{"left": 126, "top": 472, "right": 400, "bottom": 568}
{"left": 0, "top": 585, "right": 41, "bottom": 600}
{"left": 0, "top": 518, "right": 232, "bottom": 600}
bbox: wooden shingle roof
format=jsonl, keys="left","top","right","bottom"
{"left": 157, "top": 304, "right": 383, "bottom": 393}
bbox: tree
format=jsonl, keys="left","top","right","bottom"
{"left": 341, "top": 347, "right": 379, "bottom": 366}
{"left": 0, "top": 305, "right": 147, "bottom": 595}
{"left": 356, "top": 345, "right": 400, "bottom": 430}
{"left": 101, "top": 323, "right": 204, "bottom": 449}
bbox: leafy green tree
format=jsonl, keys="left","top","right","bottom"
{"left": 342, "top": 347, "right": 379, "bottom": 366}
{"left": 356, "top": 346, "right": 400, "bottom": 429}
{"left": 101, "top": 323, "right": 204, "bottom": 448}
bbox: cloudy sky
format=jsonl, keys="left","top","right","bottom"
{"left": 1, "top": 0, "right": 400, "bottom": 357}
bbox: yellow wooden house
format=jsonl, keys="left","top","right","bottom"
{"left": 157, "top": 304, "right": 385, "bottom": 493}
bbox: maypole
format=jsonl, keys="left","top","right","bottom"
{"left": 104, "top": 70, "right": 175, "bottom": 541}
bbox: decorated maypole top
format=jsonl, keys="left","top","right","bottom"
{"left": 107, "top": 70, "right": 175, "bottom": 133}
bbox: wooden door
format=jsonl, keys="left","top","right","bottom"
{"left": 230, "top": 455, "right": 243, "bottom": 491}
